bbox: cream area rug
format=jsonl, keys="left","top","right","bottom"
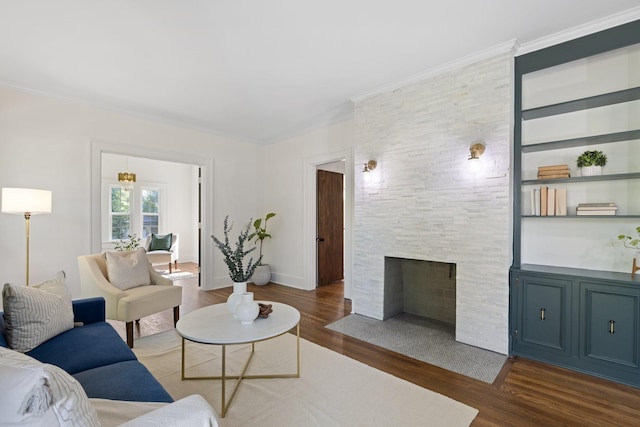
{"left": 133, "top": 330, "right": 478, "bottom": 427}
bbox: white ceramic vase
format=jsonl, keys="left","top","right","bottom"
{"left": 236, "top": 292, "right": 259, "bottom": 325}
{"left": 227, "top": 282, "right": 247, "bottom": 315}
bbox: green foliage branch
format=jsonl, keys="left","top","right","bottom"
{"left": 249, "top": 212, "right": 276, "bottom": 260}
{"left": 114, "top": 234, "right": 141, "bottom": 251}
{"left": 618, "top": 226, "right": 640, "bottom": 250}
{"left": 212, "top": 215, "right": 262, "bottom": 282}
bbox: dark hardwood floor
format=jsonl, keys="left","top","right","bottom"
{"left": 112, "top": 263, "right": 640, "bottom": 426}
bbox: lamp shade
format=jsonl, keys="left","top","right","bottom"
{"left": 1, "top": 188, "right": 52, "bottom": 215}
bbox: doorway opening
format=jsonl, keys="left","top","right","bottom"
{"left": 316, "top": 161, "right": 345, "bottom": 287}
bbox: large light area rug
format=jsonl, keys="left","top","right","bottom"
{"left": 326, "top": 313, "right": 507, "bottom": 384}
{"left": 133, "top": 330, "right": 478, "bottom": 427}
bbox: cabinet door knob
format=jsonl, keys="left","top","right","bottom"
{"left": 609, "top": 320, "right": 615, "bottom": 334}
{"left": 540, "top": 308, "right": 546, "bottom": 320}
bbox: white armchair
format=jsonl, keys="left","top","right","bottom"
{"left": 144, "top": 233, "right": 179, "bottom": 273}
{"left": 77, "top": 252, "right": 182, "bottom": 347}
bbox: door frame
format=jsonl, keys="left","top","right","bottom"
{"left": 90, "top": 140, "right": 214, "bottom": 289}
{"left": 303, "top": 149, "right": 353, "bottom": 299}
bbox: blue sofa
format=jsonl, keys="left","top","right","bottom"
{"left": 0, "top": 297, "right": 173, "bottom": 403}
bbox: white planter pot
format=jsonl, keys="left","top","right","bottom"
{"left": 251, "top": 264, "right": 271, "bottom": 286}
{"left": 580, "top": 165, "right": 602, "bottom": 176}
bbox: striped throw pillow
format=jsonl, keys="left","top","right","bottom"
{"left": 2, "top": 271, "right": 74, "bottom": 353}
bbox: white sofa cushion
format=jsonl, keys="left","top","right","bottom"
{"left": 2, "top": 271, "right": 74, "bottom": 352}
{"left": 0, "top": 346, "right": 100, "bottom": 427}
{"left": 105, "top": 248, "right": 151, "bottom": 290}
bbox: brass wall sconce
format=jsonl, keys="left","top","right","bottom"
{"left": 363, "top": 160, "right": 377, "bottom": 172}
{"left": 468, "top": 143, "right": 485, "bottom": 160}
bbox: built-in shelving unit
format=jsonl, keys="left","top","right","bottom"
{"left": 510, "top": 20, "right": 640, "bottom": 388}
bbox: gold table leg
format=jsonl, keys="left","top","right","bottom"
{"left": 181, "top": 324, "right": 300, "bottom": 418}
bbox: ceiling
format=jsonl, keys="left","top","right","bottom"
{"left": 0, "top": 1, "right": 638, "bottom": 144}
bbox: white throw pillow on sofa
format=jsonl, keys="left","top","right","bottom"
{"left": 0, "top": 346, "right": 100, "bottom": 427}
{"left": 105, "top": 248, "right": 151, "bottom": 290}
{"left": 2, "top": 270, "right": 74, "bottom": 352}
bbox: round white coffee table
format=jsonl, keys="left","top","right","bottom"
{"left": 176, "top": 301, "right": 301, "bottom": 417}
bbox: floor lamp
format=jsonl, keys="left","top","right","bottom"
{"left": 1, "top": 188, "right": 52, "bottom": 286}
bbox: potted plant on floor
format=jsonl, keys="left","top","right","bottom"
{"left": 577, "top": 150, "right": 607, "bottom": 176}
{"left": 211, "top": 215, "right": 262, "bottom": 313}
{"left": 249, "top": 212, "right": 276, "bottom": 286}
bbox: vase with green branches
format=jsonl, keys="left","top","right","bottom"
{"left": 248, "top": 212, "right": 276, "bottom": 286}
{"left": 211, "top": 216, "right": 262, "bottom": 283}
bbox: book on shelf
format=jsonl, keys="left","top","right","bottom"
{"left": 547, "top": 188, "right": 556, "bottom": 216}
{"left": 538, "top": 164, "right": 569, "bottom": 172}
{"left": 537, "top": 164, "right": 570, "bottom": 179}
{"left": 577, "top": 202, "right": 616, "bottom": 207}
{"left": 540, "top": 186, "right": 548, "bottom": 216}
{"left": 556, "top": 188, "right": 567, "bottom": 216}
{"left": 576, "top": 206, "right": 619, "bottom": 211}
{"left": 576, "top": 209, "right": 617, "bottom": 216}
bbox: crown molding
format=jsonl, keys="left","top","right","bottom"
{"left": 350, "top": 40, "right": 517, "bottom": 103}
{"left": 517, "top": 6, "right": 640, "bottom": 56}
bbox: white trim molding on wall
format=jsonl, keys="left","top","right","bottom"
{"left": 303, "top": 149, "right": 354, "bottom": 299}
{"left": 90, "top": 139, "right": 215, "bottom": 289}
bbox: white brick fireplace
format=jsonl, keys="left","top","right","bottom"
{"left": 352, "top": 51, "right": 513, "bottom": 354}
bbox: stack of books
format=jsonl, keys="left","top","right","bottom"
{"left": 531, "top": 187, "right": 567, "bottom": 216}
{"left": 576, "top": 203, "right": 618, "bottom": 216}
{"left": 538, "top": 164, "right": 571, "bottom": 179}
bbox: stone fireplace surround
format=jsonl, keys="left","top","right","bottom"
{"left": 351, "top": 51, "right": 512, "bottom": 355}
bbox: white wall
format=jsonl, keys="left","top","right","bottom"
{"left": 352, "top": 52, "right": 513, "bottom": 354}
{"left": 0, "top": 85, "right": 260, "bottom": 297}
{"left": 262, "top": 120, "right": 354, "bottom": 294}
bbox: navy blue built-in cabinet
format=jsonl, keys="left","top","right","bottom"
{"left": 511, "top": 20, "right": 640, "bottom": 387}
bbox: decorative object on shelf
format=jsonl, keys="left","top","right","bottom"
{"left": 258, "top": 303, "right": 273, "bottom": 318}
{"left": 1, "top": 188, "right": 52, "bottom": 286}
{"left": 249, "top": 212, "right": 276, "bottom": 286}
{"left": 617, "top": 226, "right": 640, "bottom": 277}
{"left": 576, "top": 150, "right": 607, "bottom": 176}
{"left": 211, "top": 215, "right": 262, "bottom": 283}
{"left": 227, "top": 281, "right": 247, "bottom": 314}
{"left": 236, "top": 292, "right": 259, "bottom": 325}
{"left": 362, "top": 160, "right": 377, "bottom": 172}
{"left": 468, "top": 142, "right": 485, "bottom": 160}
{"left": 537, "top": 164, "right": 570, "bottom": 179}
{"left": 114, "top": 234, "right": 141, "bottom": 251}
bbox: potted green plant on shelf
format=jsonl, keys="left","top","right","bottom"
{"left": 248, "top": 212, "right": 276, "bottom": 286}
{"left": 211, "top": 216, "right": 262, "bottom": 312}
{"left": 617, "top": 227, "right": 640, "bottom": 278}
{"left": 577, "top": 150, "right": 607, "bottom": 177}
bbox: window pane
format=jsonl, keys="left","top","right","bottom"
{"left": 112, "top": 215, "right": 131, "bottom": 240}
{"left": 111, "top": 187, "right": 130, "bottom": 213}
{"left": 142, "top": 215, "right": 159, "bottom": 237}
{"left": 142, "top": 189, "right": 159, "bottom": 214}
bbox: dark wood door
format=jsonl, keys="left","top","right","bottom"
{"left": 316, "top": 170, "right": 344, "bottom": 286}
